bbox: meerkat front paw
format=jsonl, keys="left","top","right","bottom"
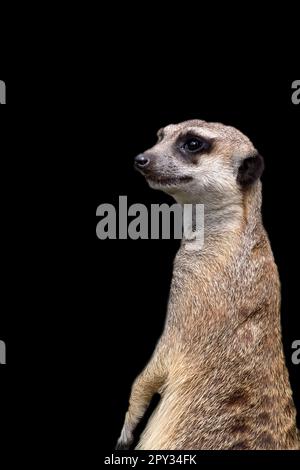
{"left": 115, "top": 427, "right": 134, "bottom": 450}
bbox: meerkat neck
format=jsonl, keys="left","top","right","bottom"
{"left": 177, "top": 182, "right": 263, "bottom": 249}
{"left": 242, "top": 181, "right": 263, "bottom": 232}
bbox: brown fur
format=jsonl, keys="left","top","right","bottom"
{"left": 116, "top": 120, "right": 300, "bottom": 450}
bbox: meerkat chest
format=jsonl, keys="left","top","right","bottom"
{"left": 168, "top": 246, "right": 268, "bottom": 326}
{"left": 172, "top": 249, "right": 239, "bottom": 295}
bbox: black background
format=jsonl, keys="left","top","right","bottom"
{"left": 95, "top": 77, "right": 300, "bottom": 451}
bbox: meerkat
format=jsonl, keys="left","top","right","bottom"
{"left": 116, "top": 120, "right": 300, "bottom": 450}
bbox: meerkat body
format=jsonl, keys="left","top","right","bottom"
{"left": 117, "top": 120, "right": 300, "bottom": 450}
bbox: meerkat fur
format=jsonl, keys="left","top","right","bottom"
{"left": 116, "top": 120, "right": 300, "bottom": 450}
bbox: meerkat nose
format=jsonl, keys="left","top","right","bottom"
{"left": 135, "top": 154, "right": 150, "bottom": 169}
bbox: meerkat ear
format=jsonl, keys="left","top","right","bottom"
{"left": 237, "top": 153, "right": 264, "bottom": 187}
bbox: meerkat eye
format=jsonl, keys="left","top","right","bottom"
{"left": 183, "top": 138, "right": 208, "bottom": 153}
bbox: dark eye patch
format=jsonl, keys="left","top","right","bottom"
{"left": 183, "top": 138, "right": 209, "bottom": 153}
{"left": 178, "top": 133, "right": 212, "bottom": 156}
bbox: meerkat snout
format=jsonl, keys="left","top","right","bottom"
{"left": 134, "top": 119, "right": 264, "bottom": 204}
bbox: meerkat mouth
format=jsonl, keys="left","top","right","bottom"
{"left": 146, "top": 174, "right": 193, "bottom": 186}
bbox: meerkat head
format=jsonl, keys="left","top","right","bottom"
{"left": 134, "top": 120, "right": 264, "bottom": 205}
